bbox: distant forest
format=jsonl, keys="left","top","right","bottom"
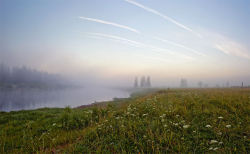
{"left": 0, "top": 64, "right": 69, "bottom": 89}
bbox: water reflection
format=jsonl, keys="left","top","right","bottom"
{"left": 0, "top": 87, "right": 129, "bottom": 112}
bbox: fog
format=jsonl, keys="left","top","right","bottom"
{"left": 1, "top": 0, "right": 250, "bottom": 111}
{"left": 1, "top": 49, "right": 250, "bottom": 112}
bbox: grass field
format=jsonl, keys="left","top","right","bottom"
{"left": 0, "top": 88, "right": 249, "bottom": 153}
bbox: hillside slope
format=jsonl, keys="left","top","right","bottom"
{"left": 0, "top": 88, "right": 249, "bottom": 153}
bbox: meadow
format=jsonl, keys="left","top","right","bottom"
{"left": 0, "top": 88, "right": 249, "bottom": 153}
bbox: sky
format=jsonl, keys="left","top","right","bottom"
{"left": 1, "top": 0, "right": 250, "bottom": 87}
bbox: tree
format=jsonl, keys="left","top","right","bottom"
{"left": 146, "top": 76, "right": 151, "bottom": 87}
{"left": 140, "top": 76, "right": 146, "bottom": 88}
{"left": 134, "top": 77, "right": 138, "bottom": 88}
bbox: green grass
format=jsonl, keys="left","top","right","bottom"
{"left": 0, "top": 88, "right": 249, "bottom": 153}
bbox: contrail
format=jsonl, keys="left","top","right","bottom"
{"left": 124, "top": 0, "right": 202, "bottom": 38}
{"left": 79, "top": 16, "right": 140, "bottom": 34}
{"left": 154, "top": 37, "right": 206, "bottom": 56}
{"left": 85, "top": 33, "right": 172, "bottom": 62}
{"left": 85, "top": 32, "right": 194, "bottom": 60}
{"left": 86, "top": 32, "right": 143, "bottom": 47}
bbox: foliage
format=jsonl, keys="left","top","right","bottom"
{"left": 0, "top": 88, "right": 249, "bottom": 153}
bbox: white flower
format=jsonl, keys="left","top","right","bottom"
{"left": 226, "top": 125, "right": 231, "bottom": 128}
{"left": 143, "top": 135, "right": 147, "bottom": 138}
{"left": 218, "top": 116, "right": 223, "bottom": 119}
{"left": 209, "top": 147, "right": 213, "bottom": 150}
{"left": 162, "top": 114, "right": 166, "bottom": 117}
{"left": 164, "top": 124, "right": 167, "bottom": 128}
{"left": 142, "top": 113, "right": 148, "bottom": 117}
{"left": 183, "top": 125, "right": 190, "bottom": 129}
{"left": 206, "top": 125, "right": 212, "bottom": 128}
{"left": 219, "top": 141, "right": 223, "bottom": 145}
{"left": 213, "top": 147, "right": 219, "bottom": 151}
{"left": 210, "top": 140, "right": 218, "bottom": 144}
{"left": 52, "top": 123, "right": 56, "bottom": 126}
{"left": 176, "top": 114, "right": 180, "bottom": 117}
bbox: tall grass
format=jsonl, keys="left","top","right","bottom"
{"left": 0, "top": 88, "right": 249, "bottom": 153}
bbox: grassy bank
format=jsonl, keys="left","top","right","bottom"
{"left": 0, "top": 88, "right": 249, "bottom": 153}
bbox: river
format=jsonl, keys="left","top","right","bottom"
{"left": 0, "top": 87, "right": 130, "bottom": 112}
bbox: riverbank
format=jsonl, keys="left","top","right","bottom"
{"left": 0, "top": 88, "right": 249, "bottom": 153}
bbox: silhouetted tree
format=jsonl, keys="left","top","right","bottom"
{"left": 0, "top": 64, "right": 67, "bottom": 88}
{"left": 198, "top": 81, "right": 203, "bottom": 88}
{"left": 180, "top": 78, "right": 188, "bottom": 88}
{"left": 140, "top": 76, "right": 146, "bottom": 88}
{"left": 146, "top": 76, "right": 151, "bottom": 87}
{"left": 134, "top": 77, "right": 138, "bottom": 88}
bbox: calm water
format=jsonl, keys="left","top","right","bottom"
{"left": 0, "top": 87, "right": 130, "bottom": 112}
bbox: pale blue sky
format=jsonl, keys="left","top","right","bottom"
{"left": 1, "top": 0, "right": 250, "bottom": 86}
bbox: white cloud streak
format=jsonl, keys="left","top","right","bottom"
{"left": 204, "top": 31, "right": 250, "bottom": 60}
{"left": 215, "top": 40, "right": 250, "bottom": 60}
{"left": 85, "top": 32, "right": 193, "bottom": 60}
{"left": 154, "top": 37, "right": 206, "bottom": 56}
{"left": 124, "top": 0, "right": 202, "bottom": 38}
{"left": 79, "top": 16, "right": 140, "bottom": 34}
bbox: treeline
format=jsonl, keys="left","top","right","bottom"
{"left": 0, "top": 64, "right": 68, "bottom": 89}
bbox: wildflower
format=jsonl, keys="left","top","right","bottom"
{"left": 181, "top": 120, "right": 185, "bottom": 123}
{"left": 218, "top": 116, "right": 223, "bottom": 119}
{"left": 244, "top": 136, "right": 247, "bottom": 139}
{"left": 142, "top": 113, "right": 148, "bottom": 117}
{"left": 176, "top": 114, "right": 180, "bottom": 117}
{"left": 164, "top": 124, "right": 167, "bottom": 128}
{"left": 213, "top": 147, "right": 219, "bottom": 151}
{"left": 226, "top": 125, "right": 231, "bottom": 128}
{"left": 143, "top": 135, "right": 147, "bottom": 138}
{"left": 210, "top": 140, "right": 218, "bottom": 144}
{"left": 174, "top": 123, "right": 179, "bottom": 126}
{"left": 206, "top": 125, "right": 212, "bottom": 128}
{"left": 183, "top": 125, "right": 190, "bottom": 129}
{"left": 219, "top": 142, "right": 223, "bottom": 145}
{"left": 52, "top": 123, "right": 56, "bottom": 126}
{"left": 209, "top": 147, "right": 213, "bottom": 150}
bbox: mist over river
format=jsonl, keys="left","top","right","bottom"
{"left": 0, "top": 87, "right": 130, "bottom": 112}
